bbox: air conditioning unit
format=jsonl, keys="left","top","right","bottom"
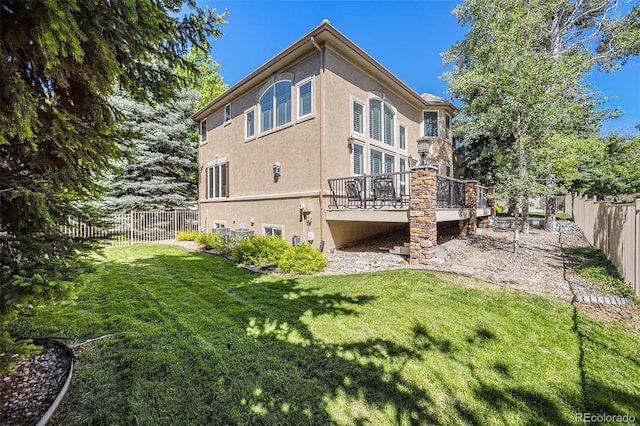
{"left": 212, "top": 227, "right": 230, "bottom": 237}
{"left": 231, "top": 229, "right": 254, "bottom": 241}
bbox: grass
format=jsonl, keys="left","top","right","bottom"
{"left": 563, "top": 246, "right": 637, "bottom": 299}
{"left": 12, "top": 245, "right": 640, "bottom": 425}
{"left": 496, "top": 211, "right": 572, "bottom": 220}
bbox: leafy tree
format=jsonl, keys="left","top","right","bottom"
{"left": 443, "top": 0, "right": 621, "bottom": 246}
{"left": 179, "top": 47, "right": 228, "bottom": 109}
{"left": 573, "top": 134, "right": 640, "bottom": 199}
{"left": 599, "top": 2, "right": 640, "bottom": 70}
{"left": 103, "top": 88, "right": 201, "bottom": 211}
{"left": 0, "top": 0, "right": 226, "bottom": 372}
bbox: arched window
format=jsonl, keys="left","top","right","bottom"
{"left": 369, "top": 99, "right": 395, "bottom": 146}
{"left": 260, "top": 80, "right": 292, "bottom": 132}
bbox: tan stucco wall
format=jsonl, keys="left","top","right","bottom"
{"left": 200, "top": 196, "right": 322, "bottom": 247}
{"left": 197, "top": 43, "right": 457, "bottom": 251}
{"left": 198, "top": 52, "right": 322, "bottom": 201}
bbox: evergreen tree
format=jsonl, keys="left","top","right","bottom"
{"left": 0, "top": 0, "right": 226, "bottom": 371}
{"left": 104, "top": 88, "right": 200, "bottom": 211}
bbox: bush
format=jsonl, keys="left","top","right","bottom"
{"left": 176, "top": 230, "right": 199, "bottom": 241}
{"left": 278, "top": 243, "right": 328, "bottom": 275}
{"left": 194, "top": 232, "right": 235, "bottom": 255}
{"left": 495, "top": 204, "right": 505, "bottom": 214}
{"left": 232, "top": 235, "right": 288, "bottom": 267}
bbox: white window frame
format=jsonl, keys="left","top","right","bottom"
{"left": 224, "top": 104, "right": 232, "bottom": 123}
{"left": 399, "top": 156, "right": 408, "bottom": 195}
{"left": 259, "top": 80, "right": 292, "bottom": 133}
{"left": 200, "top": 119, "right": 207, "bottom": 143}
{"left": 399, "top": 124, "right": 407, "bottom": 150}
{"left": 352, "top": 142, "right": 364, "bottom": 175}
{"left": 369, "top": 98, "right": 395, "bottom": 146}
{"left": 245, "top": 107, "right": 255, "bottom": 140}
{"left": 445, "top": 113, "right": 452, "bottom": 140}
{"left": 422, "top": 110, "right": 439, "bottom": 138}
{"left": 297, "top": 79, "right": 313, "bottom": 119}
{"left": 206, "top": 162, "right": 228, "bottom": 199}
{"left": 352, "top": 98, "right": 365, "bottom": 136}
{"left": 263, "top": 224, "right": 284, "bottom": 239}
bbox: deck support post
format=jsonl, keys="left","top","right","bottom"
{"left": 409, "top": 166, "right": 438, "bottom": 265}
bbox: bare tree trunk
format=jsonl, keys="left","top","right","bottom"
{"left": 521, "top": 197, "right": 530, "bottom": 235}
{"left": 544, "top": 174, "right": 557, "bottom": 232}
{"left": 513, "top": 197, "right": 520, "bottom": 255}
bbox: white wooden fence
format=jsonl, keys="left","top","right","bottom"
{"left": 62, "top": 210, "right": 199, "bottom": 246}
{"left": 563, "top": 194, "right": 640, "bottom": 297}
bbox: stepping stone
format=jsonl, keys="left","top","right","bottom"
{"left": 575, "top": 295, "right": 628, "bottom": 305}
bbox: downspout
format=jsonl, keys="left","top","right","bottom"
{"left": 311, "top": 36, "right": 326, "bottom": 246}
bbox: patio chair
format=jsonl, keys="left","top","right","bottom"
{"left": 373, "top": 177, "right": 400, "bottom": 206}
{"left": 345, "top": 179, "right": 372, "bottom": 207}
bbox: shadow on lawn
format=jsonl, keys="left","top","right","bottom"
{"left": 59, "top": 247, "right": 639, "bottom": 425}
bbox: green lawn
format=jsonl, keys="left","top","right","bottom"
{"left": 12, "top": 245, "right": 640, "bottom": 425}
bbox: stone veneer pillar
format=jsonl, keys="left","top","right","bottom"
{"left": 461, "top": 180, "right": 478, "bottom": 236}
{"left": 409, "top": 166, "right": 438, "bottom": 265}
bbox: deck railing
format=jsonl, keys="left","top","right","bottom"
{"left": 328, "top": 172, "right": 488, "bottom": 211}
{"left": 328, "top": 171, "right": 411, "bottom": 209}
{"left": 477, "top": 185, "right": 489, "bottom": 208}
{"left": 436, "top": 175, "right": 466, "bottom": 208}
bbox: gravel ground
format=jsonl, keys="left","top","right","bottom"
{"left": 0, "top": 343, "right": 71, "bottom": 426}
{"left": 3, "top": 224, "right": 633, "bottom": 425}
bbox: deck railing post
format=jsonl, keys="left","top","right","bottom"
{"left": 409, "top": 165, "right": 438, "bottom": 265}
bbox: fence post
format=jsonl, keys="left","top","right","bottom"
{"left": 636, "top": 200, "right": 640, "bottom": 297}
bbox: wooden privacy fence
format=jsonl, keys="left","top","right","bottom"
{"left": 564, "top": 194, "right": 640, "bottom": 297}
{"left": 62, "top": 210, "right": 199, "bottom": 246}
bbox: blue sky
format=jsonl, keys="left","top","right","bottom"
{"left": 202, "top": 0, "right": 639, "bottom": 136}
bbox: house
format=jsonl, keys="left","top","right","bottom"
{"left": 193, "top": 20, "right": 486, "bottom": 254}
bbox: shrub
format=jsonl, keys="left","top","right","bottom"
{"left": 278, "top": 243, "right": 328, "bottom": 275}
{"left": 232, "top": 235, "right": 288, "bottom": 267}
{"left": 495, "top": 204, "right": 505, "bottom": 214}
{"left": 176, "top": 230, "right": 199, "bottom": 241}
{"left": 194, "top": 232, "right": 235, "bottom": 255}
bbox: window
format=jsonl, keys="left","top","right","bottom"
{"left": 370, "top": 149, "right": 382, "bottom": 175}
{"left": 264, "top": 225, "right": 284, "bottom": 239}
{"left": 384, "top": 152, "right": 395, "bottom": 173}
{"left": 369, "top": 99, "right": 395, "bottom": 145}
{"left": 445, "top": 165, "right": 452, "bottom": 177}
{"left": 200, "top": 119, "right": 207, "bottom": 142}
{"left": 353, "top": 143, "right": 364, "bottom": 175}
{"left": 207, "top": 163, "right": 228, "bottom": 199}
{"left": 245, "top": 109, "right": 255, "bottom": 138}
{"left": 423, "top": 111, "right": 438, "bottom": 137}
{"left": 400, "top": 157, "right": 408, "bottom": 195}
{"left": 399, "top": 125, "right": 406, "bottom": 150}
{"left": 298, "top": 80, "right": 312, "bottom": 118}
{"left": 445, "top": 113, "right": 451, "bottom": 140}
{"left": 224, "top": 104, "right": 231, "bottom": 122}
{"left": 383, "top": 104, "right": 395, "bottom": 146}
{"left": 369, "top": 99, "right": 382, "bottom": 141}
{"left": 259, "top": 80, "right": 292, "bottom": 132}
{"left": 352, "top": 100, "right": 364, "bottom": 134}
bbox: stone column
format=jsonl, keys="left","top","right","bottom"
{"left": 461, "top": 180, "right": 478, "bottom": 236}
{"left": 409, "top": 166, "right": 437, "bottom": 265}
